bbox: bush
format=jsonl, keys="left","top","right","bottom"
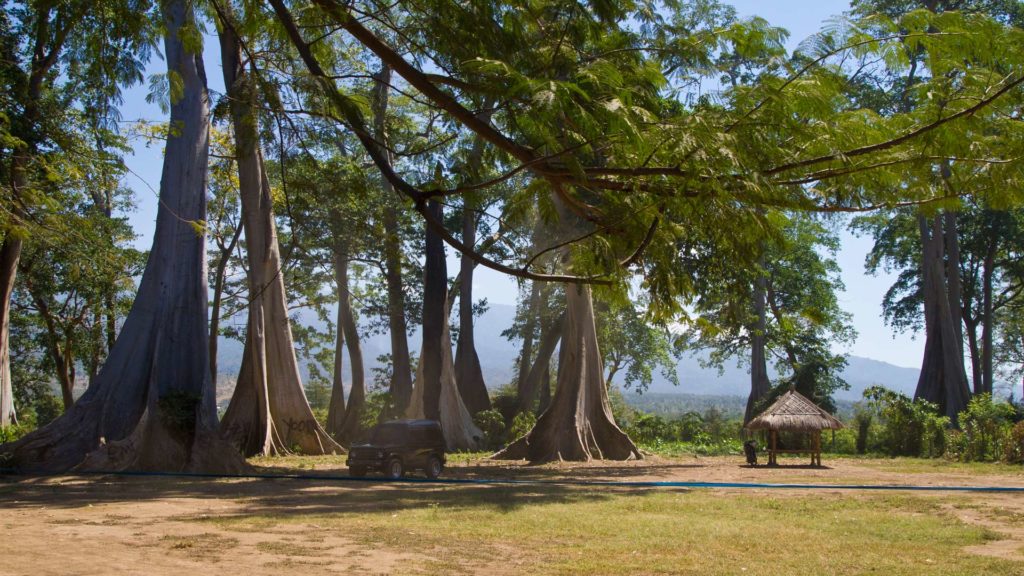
{"left": 0, "top": 423, "right": 33, "bottom": 445}
{"left": 1004, "top": 421, "right": 1024, "bottom": 464}
{"left": 956, "top": 394, "right": 1015, "bottom": 462}
{"left": 507, "top": 411, "right": 536, "bottom": 443}
{"left": 853, "top": 409, "right": 872, "bottom": 455}
{"left": 473, "top": 409, "right": 506, "bottom": 450}
{"left": 864, "top": 386, "right": 949, "bottom": 457}
{"left": 827, "top": 428, "right": 859, "bottom": 455}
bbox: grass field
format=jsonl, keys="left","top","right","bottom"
{"left": 2, "top": 456, "right": 1023, "bottom": 575}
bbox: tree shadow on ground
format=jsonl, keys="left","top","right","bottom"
{"left": 741, "top": 464, "right": 833, "bottom": 470}
{"left": 0, "top": 468, "right": 680, "bottom": 520}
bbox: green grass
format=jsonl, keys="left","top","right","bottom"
{"left": 858, "top": 458, "right": 1024, "bottom": 476}
{"left": 200, "top": 482, "right": 1021, "bottom": 575}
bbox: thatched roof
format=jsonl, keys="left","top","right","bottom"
{"left": 746, "top": 389, "right": 844, "bottom": 432}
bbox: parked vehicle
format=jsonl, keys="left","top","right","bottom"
{"left": 346, "top": 419, "right": 446, "bottom": 479}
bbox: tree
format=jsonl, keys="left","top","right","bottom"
{"left": 683, "top": 213, "right": 854, "bottom": 421}
{"left": 848, "top": 0, "right": 1024, "bottom": 420}
{"left": 213, "top": 1, "right": 341, "bottom": 457}
{"left": 1, "top": 0, "right": 245, "bottom": 473}
{"left": 0, "top": 0, "right": 151, "bottom": 426}
{"left": 267, "top": 0, "right": 1024, "bottom": 462}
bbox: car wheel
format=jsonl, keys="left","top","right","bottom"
{"left": 425, "top": 455, "right": 443, "bottom": 479}
{"left": 349, "top": 466, "right": 367, "bottom": 478}
{"left": 386, "top": 458, "right": 404, "bottom": 479}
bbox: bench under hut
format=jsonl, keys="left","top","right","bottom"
{"left": 745, "top": 389, "right": 844, "bottom": 466}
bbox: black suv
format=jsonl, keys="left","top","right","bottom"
{"left": 347, "top": 419, "right": 446, "bottom": 479}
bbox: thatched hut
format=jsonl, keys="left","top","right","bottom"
{"left": 746, "top": 389, "right": 844, "bottom": 466}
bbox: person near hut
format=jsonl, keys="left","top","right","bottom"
{"left": 745, "top": 387, "right": 844, "bottom": 467}
{"left": 743, "top": 439, "right": 758, "bottom": 465}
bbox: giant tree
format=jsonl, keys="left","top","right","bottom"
{"left": 213, "top": 1, "right": 341, "bottom": 457}
{"left": 0, "top": 0, "right": 150, "bottom": 426}
{"left": 1, "top": 0, "right": 246, "bottom": 472}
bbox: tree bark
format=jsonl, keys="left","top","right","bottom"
{"left": 335, "top": 243, "right": 366, "bottom": 445}
{"left": 1, "top": 0, "right": 246, "bottom": 473}
{"left": 914, "top": 214, "right": 971, "bottom": 422}
{"left": 514, "top": 282, "right": 541, "bottom": 395}
{"left": 981, "top": 215, "right": 997, "bottom": 395}
{"left": 326, "top": 246, "right": 346, "bottom": 437}
{"left": 517, "top": 312, "right": 563, "bottom": 415}
{"left": 0, "top": 237, "right": 22, "bottom": 426}
{"left": 454, "top": 197, "right": 490, "bottom": 414}
{"left": 745, "top": 256, "right": 771, "bottom": 424}
{"left": 371, "top": 65, "right": 413, "bottom": 415}
{"left": 209, "top": 224, "right": 241, "bottom": 384}
{"left": 495, "top": 285, "right": 641, "bottom": 462}
{"left": 420, "top": 201, "right": 447, "bottom": 421}
{"left": 405, "top": 201, "right": 481, "bottom": 450}
{"left": 216, "top": 12, "right": 340, "bottom": 456}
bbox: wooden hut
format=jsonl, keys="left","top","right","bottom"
{"left": 745, "top": 389, "right": 844, "bottom": 466}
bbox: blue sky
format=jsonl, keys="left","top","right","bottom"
{"left": 116, "top": 0, "right": 924, "bottom": 369}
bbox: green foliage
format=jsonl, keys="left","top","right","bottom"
{"left": 304, "top": 378, "right": 331, "bottom": 412}
{"left": 854, "top": 409, "right": 873, "bottom": 455}
{"left": 1004, "top": 421, "right": 1024, "bottom": 464}
{"left": 955, "top": 394, "right": 1015, "bottom": 462}
{"left": 0, "top": 423, "right": 33, "bottom": 444}
{"left": 621, "top": 407, "right": 744, "bottom": 456}
{"left": 864, "top": 386, "right": 949, "bottom": 457}
{"left": 507, "top": 411, "right": 537, "bottom": 443}
{"left": 472, "top": 409, "right": 506, "bottom": 450}
{"left": 360, "top": 391, "right": 394, "bottom": 430}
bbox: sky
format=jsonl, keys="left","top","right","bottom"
{"left": 116, "top": 0, "right": 925, "bottom": 369}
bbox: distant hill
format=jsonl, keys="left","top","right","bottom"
{"left": 214, "top": 302, "right": 919, "bottom": 406}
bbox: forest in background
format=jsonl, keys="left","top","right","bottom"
{"left": 2, "top": 0, "right": 1024, "bottom": 471}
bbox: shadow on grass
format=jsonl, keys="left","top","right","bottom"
{"left": 0, "top": 466, "right": 678, "bottom": 519}
{"left": 741, "top": 464, "right": 834, "bottom": 470}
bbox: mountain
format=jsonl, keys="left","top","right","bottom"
{"left": 214, "top": 302, "right": 919, "bottom": 405}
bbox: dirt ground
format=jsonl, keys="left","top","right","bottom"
{"left": 2, "top": 455, "right": 1023, "bottom": 575}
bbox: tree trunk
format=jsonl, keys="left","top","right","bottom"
{"left": 964, "top": 315, "right": 982, "bottom": 395}
{"left": 514, "top": 282, "right": 541, "bottom": 393}
{"left": 420, "top": 201, "right": 447, "bottom": 421}
{"left": 516, "top": 312, "right": 563, "bottom": 415}
{"left": 495, "top": 285, "right": 641, "bottom": 462}
{"left": 406, "top": 201, "right": 481, "bottom": 450}
{"left": 217, "top": 14, "right": 340, "bottom": 457}
{"left": 944, "top": 211, "right": 965, "bottom": 357}
{"left": 0, "top": 236, "right": 22, "bottom": 426}
{"left": 336, "top": 244, "right": 366, "bottom": 445}
{"left": 745, "top": 256, "right": 771, "bottom": 424}
{"left": 1, "top": 0, "right": 245, "bottom": 473}
{"left": 371, "top": 65, "right": 413, "bottom": 415}
{"left": 326, "top": 247, "right": 346, "bottom": 437}
{"left": 914, "top": 215, "right": 971, "bottom": 423}
{"left": 209, "top": 224, "right": 241, "bottom": 384}
{"left": 981, "top": 218, "right": 997, "bottom": 395}
{"left": 454, "top": 197, "right": 490, "bottom": 414}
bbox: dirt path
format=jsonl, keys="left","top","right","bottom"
{"left": 2, "top": 457, "right": 1022, "bottom": 575}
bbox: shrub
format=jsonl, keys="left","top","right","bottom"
{"left": 0, "top": 424, "right": 33, "bottom": 445}
{"left": 853, "top": 409, "right": 872, "bottom": 455}
{"left": 473, "top": 409, "right": 506, "bottom": 450}
{"left": 864, "top": 386, "right": 949, "bottom": 457}
{"left": 957, "top": 394, "right": 1015, "bottom": 462}
{"left": 507, "top": 411, "right": 536, "bottom": 443}
{"left": 1004, "top": 421, "right": 1024, "bottom": 464}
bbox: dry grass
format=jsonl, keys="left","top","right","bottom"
{"left": 204, "top": 483, "right": 1020, "bottom": 575}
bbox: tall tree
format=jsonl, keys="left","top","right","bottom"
{"left": 214, "top": 2, "right": 340, "bottom": 457}
{"left": 1, "top": 0, "right": 245, "bottom": 472}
